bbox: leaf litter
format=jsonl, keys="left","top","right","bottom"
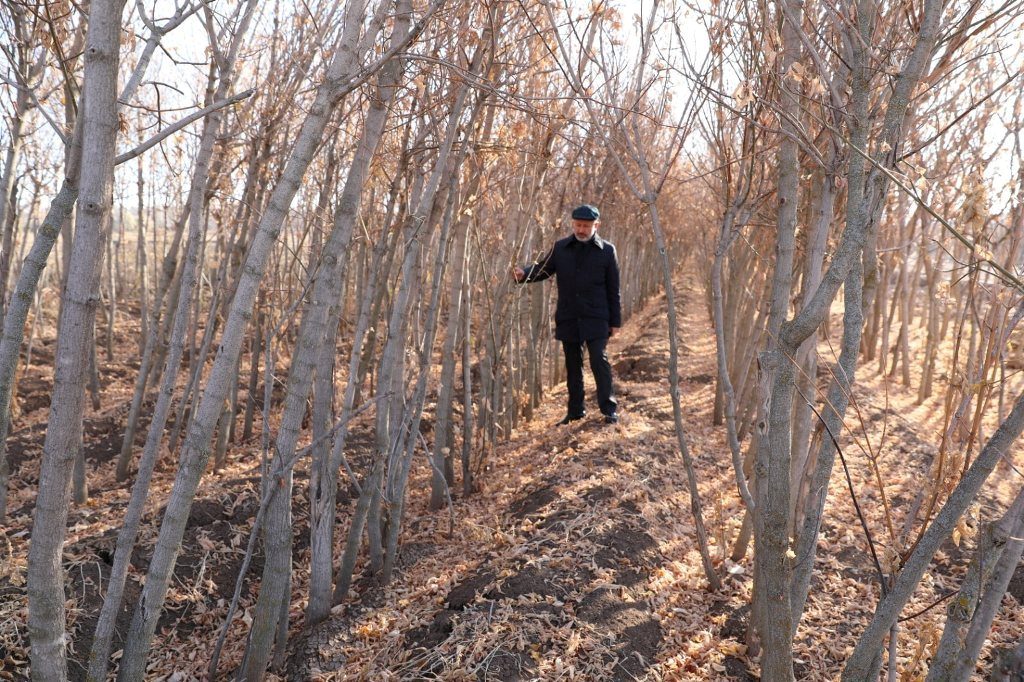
{"left": 1, "top": 284, "right": 1022, "bottom": 680}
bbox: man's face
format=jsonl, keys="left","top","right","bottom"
{"left": 572, "top": 219, "right": 598, "bottom": 241}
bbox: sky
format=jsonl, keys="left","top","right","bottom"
{"left": 4, "top": 1, "right": 1019, "bottom": 213}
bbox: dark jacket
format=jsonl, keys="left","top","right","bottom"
{"left": 520, "top": 234, "right": 621, "bottom": 342}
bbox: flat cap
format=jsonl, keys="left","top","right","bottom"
{"left": 571, "top": 204, "right": 600, "bottom": 221}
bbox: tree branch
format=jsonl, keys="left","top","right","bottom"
{"left": 113, "top": 88, "right": 253, "bottom": 166}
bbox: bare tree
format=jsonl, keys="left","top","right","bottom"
{"left": 26, "top": 1, "right": 127, "bottom": 677}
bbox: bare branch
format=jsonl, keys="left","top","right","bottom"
{"left": 114, "top": 88, "right": 254, "bottom": 165}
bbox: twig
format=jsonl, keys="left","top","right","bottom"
{"left": 999, "top": 451, "right": 1024, "bottom": 480}
{"left": 897, "top": 589, "right": 957, "bottom": 623}
{"left": 802, "top": 390, "right": 889, "bottom": 594}
{"left": 114, "top": 89, "right": 254, "bottom": 165}
{"left": 821, "top": 117, "right": 1024, "bottom": 294}
{"left": 324, "top": 0, "right": 446, "bottom": 103}
{"left": 0, "top": 70, "right": 68, "bottom": 145}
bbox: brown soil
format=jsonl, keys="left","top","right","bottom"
{"left": 3, "top": 283, "right": 1024, "bottom": 681}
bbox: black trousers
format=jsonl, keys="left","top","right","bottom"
{"left": 563, "top": 336, "right": 617, "bottom": 417}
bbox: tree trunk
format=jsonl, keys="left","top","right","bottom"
{"left": 307, "top": 294, "right": 342, "bottom": 615}
{"left": 462, "top": 270, "right": 474, "bottom": 497}
{"left": 136, "top": 155, "right": 149, "bottom": 356}
{"left": 0, "top": 132, "right": 84, "bottom": 523}
{"left": 27, "top": 2, "right": 125, "bottom": 677}
{"left": 114, "top": 167, "right": 191, "bottom": 480}
{"left": 927, "top": 487, "right": 1024, "bottom": 681}
{"left": 321, "top": 173, "right": 404, "bottom": 612}
{"left": 104, "top": 208, "right": 117, "bottom": 361}
{"left": 242, "top": 293, "right": 265, "bottom": 441}
{"left": 753, "top": 1, "right": 802, "bottom": 673}
{"left": 380, "top": 78, "right": 487, "bottom": 577}
{"left": 790, "top": 168, "right": 836, "bottom": 525}
{"left": 382, "top": 188, "right": 459, "bottom": 583}
{"left": 308, "top": 70, "right": 413, "bottom": 631}
{"left": 648, "top": 198, "right": 720, "bottom": 591}
{"left": 790, "top": 0, "right": 945, "bottom": 654}
{"left": 429, "top": 202, "right": 471, "bottom": 510}
{"left": 843, "top": 389, "right": 1024, "bottom": 680}
{"left": 0, "top": 39, "right": 38, "bottom": 324}
{"left": 711, "top": 203, "right": 755, "bottom": 514}
{"left": 0, "top": 173, "right": 78, "bottom": 522}
{"left": 990, "top": 638, "right": 1024, "bottom": 681}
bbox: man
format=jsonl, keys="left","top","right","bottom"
{"left": 513, "top": 204, "right": 621, "bottom": 424}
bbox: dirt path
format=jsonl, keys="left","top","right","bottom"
{"left": 284, "top": 282, "right": 1024, "bottom": 681}
{"left": 284, "top": 286, "right": 755, "bottom": 680}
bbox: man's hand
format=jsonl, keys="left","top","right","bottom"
{"left": 512, "top": 265, "right": 526, "bottom": 282}
{"left": 609, "top": 327, "right": 620, "bottom": 338}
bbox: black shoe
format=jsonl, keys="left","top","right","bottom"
{"left": 557, "top": 413, "right": 586, "bottom": 425}
{"left": 604, "top": 413, "right": 619, "bottom": 424}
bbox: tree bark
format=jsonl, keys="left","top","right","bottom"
{"left": 0, "top": 176, "right": 79, "bottom": 523}
{"left": 115, "top": 207, "right": 190, "bottom": 480}
{"left": 308, "top": 65, "right": 413, "bottom": 631}
{"left": 649, "top": 198, "right": 721, "bottom": 591}
{"left": 927, "top": 487, "right": 1024, "bottom": 681}
{"left": 325, "top": 166, "right": 406, "bottom": 611}
{"left": 27, "top": 2, "right": 126, "bottom": 678}
{"left": 792, "top": 0, "right": 946, "bottom": 652}
{"left": 461, "top": 268, "right": 474, "bottom": 497}
{"left": 789, "top": 166, "right": 836, "bottom": 525}
{"left": 711, "top": 202, "right": 756, "bottom": 514}
{"left": 430, "top": 215, "right": 469, "bottom": 509}
{"left": 959, "top": 498, "right": 1024, "bottom": 679}
{"left": 753, "top": 2, "right": 802, "bottom": 673}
